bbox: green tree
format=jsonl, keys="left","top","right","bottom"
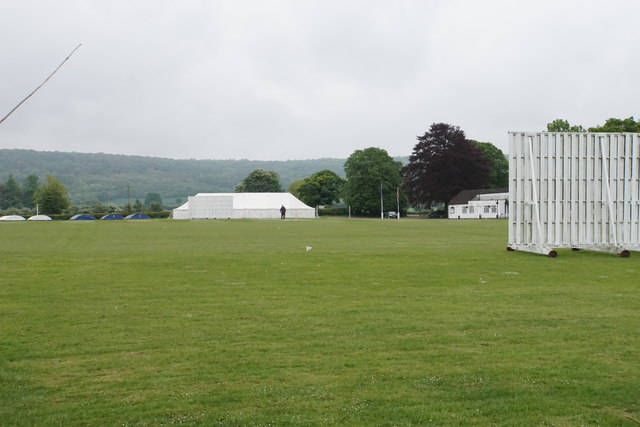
{"left": 342, "top": 147, "right": 404, "bottom": 216}
{"left": 147, "top": 201, "right": 163, "bottom": 212}
{"left": 22, "top": 174, "right": 40, "bottom": 208}
{"left": 287, "top": 179, "right": 305, "bottom": 199}
{"left": 402, "top": 123, "right": 490, "bottom": 209}
{"left": 4, "top": 175, "right": 23, "bottom": 209}
{"left": 33, "top": 174, "right": 71, "bottom": 214}
{"left": 0, "top": 181, "right": 6, "bottom": 209}
{"left": 122, "top": 203, "right": 133, "bottom": 215}
{"left": 469, "top": 141, "right": 508, "bottom": 188}
{"left": 234, "top": 169, "right": 283, "bottom": 192}
{"left": 133, "top": 199, "right": 144, "bottom": 212}
{"left": 297, "top": 169, "right": 345, "bottom": 207}
{"left": 144, "top": 192, "right": 163, "bottom": 208}
{"left": 588, "top": 116, "right": 640, "bottom": 132}
{"left": 546, "top": 119, "right": 586, "bottom": 132}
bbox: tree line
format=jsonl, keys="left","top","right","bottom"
{"left": 0, "top": 173, "right": 167, "bottom": 217}
{"left": 232, "top": 122, "right": 508, "bottom": 216}
{"left": 2, "top": 121, "right": 504, "bottom": 217}
{"left": 236, "top": 116, "right": 639, "bottom": 216}
{"left": 0, "top": 174, "right": 70, "bottom": 215}
{"left": 546, "top": 116, "right": 640, "bottom": 133}
{"left": 4, "top": 116, "right": 635, "bottom": 217}
{"left": 0, "top": 149, "right": 348, "bottom": 206}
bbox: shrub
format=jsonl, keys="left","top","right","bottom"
{"left": 318, "top": 206, "right": 348, "bottom": 216}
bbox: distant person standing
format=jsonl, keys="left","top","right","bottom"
{"left": 280, "top": 205, "right": 286, "bottom": 220}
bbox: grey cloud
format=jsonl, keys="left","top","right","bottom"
{"left": 2, "top": 0, "right": 640, "bottom": 160}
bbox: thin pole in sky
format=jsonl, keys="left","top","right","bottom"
{"left": 0, "top": 43, "right": 82, "bottom": 126}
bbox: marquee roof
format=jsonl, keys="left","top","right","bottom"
{"left": 175, "top": 192, "right": 313, "bottom": 211}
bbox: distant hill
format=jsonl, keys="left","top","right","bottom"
{"left": 0, "top": 149, "right": 408, "bottom": 207}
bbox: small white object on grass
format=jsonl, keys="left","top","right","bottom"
{"left": 306, "top": 246, "right": 312, "bottom": 251}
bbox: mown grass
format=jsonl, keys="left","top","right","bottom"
{"left": 1, "top": 218, "right": 639, "bottom": 426}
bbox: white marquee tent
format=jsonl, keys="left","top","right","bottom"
{"left": 172, "top": 192, "right": 315, "bottom": 219}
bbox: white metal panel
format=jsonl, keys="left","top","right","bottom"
{"left": 508, "top": 132, "right": 640, "bottom": 256}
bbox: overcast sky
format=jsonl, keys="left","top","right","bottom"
{"left": 1, "top": 1, "right": 639, "bottom": 161}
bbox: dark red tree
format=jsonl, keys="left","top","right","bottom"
{"left": 402, "top": 123, "right": 490, "bottom": 208}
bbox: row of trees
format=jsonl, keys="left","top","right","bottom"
{"left": 0, "top": 173, "right": 166, "bottom": 216}
{"left": 0, "top": 174, "right": 71, "bottom": 214}
{"left": 0, "top": 174, "right": 41, "bottom": 210}
{"left": 232, "top": 123, "right": 508, "bottom": 216}
{"left": 546, "top": 116, "right": 640, "bottom": 133}
{"left": 326, "top": 117, "right": 638, "bottom": 215}
{"left": 21, "top": 119, "right": 605, "bottom": 217}
{"left": 0, "top": 149, "right": 348, "bottom": 205}
{"left": 250, "top": 117, "right": 635, "bottom": 216}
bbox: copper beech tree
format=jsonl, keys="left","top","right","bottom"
{"left": 402, "top": 123, "right": 490, "bottom": 209}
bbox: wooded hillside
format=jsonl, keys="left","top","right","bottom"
{"left": 0, "top": 149, "right": 354, "bottom": 207}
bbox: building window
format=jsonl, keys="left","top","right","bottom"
{"left": 491, "top": 205, "right": 497, "bottom": 213}
{"left": 484, "top": 206, "right": 490, "bottom": 213}
{"left": 449, "top": 206, "right": 455, "bottom": 214}
{"left": 462, "top": 206, "right": 468, "bottom": 214}
{"left": 469, "top": 206, "right": 474, "bottom": 213}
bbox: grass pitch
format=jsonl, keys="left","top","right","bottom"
{"left": 1, "top": 218, "right": 639, "bottom": 426}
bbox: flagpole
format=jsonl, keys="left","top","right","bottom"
{"left": 1, "top": 44, "right": 82, "bottom": 125}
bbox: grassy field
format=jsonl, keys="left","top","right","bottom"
{"left": 1, "top": 217, "right": 639, "bottom": 426}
